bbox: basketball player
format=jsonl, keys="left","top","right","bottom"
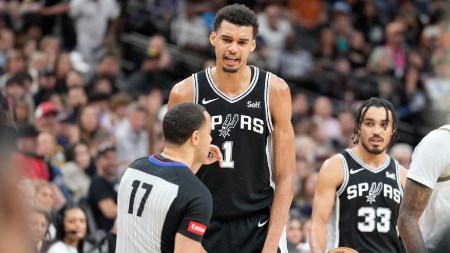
{"left": 398, "top": 124, "right": 450, "bottom": 253}
{"left": 309, "top": 97, "right": 407, "bottom": 252}
{"left": 168, "top": 4, "right": 295, "bottom": 253}
{"left": 115, "top": 103, "right": 223, "bottom": 253}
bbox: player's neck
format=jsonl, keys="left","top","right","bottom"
{"left": 352, "top": 146, "right": 388, "bottom": 169}
{"left": 211, "top": 65, "right": 251, "bottom": 95}
{"left": 160, "top": 148, "right": 193, "bottom": 172}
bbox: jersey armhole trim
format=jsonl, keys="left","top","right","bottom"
{"left": 193, "top": 73, "right": 198, "bottom": 104}
{"left": 265, "top": 72, "right": 273, "bottom": 133}
{"left": 336, "top": 154, "right": 348, "bottom": 196}
{"left": 394, "top": 160, "right": 404, "bottom": 196}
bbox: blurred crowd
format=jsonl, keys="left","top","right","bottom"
{"left": 0, "top": 0, "right": 449, "bottom": 252}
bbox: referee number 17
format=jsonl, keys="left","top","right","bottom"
{"left": 128, "top": 180, "right": 153, "bottom": 217}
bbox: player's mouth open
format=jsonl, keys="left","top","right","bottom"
{"left": 224, "top": 56, "right": 239, "bottom": 65}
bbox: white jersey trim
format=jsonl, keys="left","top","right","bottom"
{"left": 205, "top": 66, "right": 259, "bottom": 103}
{"left": 347, "top": 149, "right": 391, "bottom": 173}
{"left": 266, "top": 134, "right": 275, "bottom": 190}
{"left": 264, "top": 72, "right": 273, "bottom": 133}
{"left": 192, "top": 73, "right": 199, "bottom": 104}
{"left": 336, "top": 154, "right": 349, "bottom": 196}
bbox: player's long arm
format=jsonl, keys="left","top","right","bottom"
{"left": 310, "top": 157, "right": 343, "bottom": 253}
{"left": 262, "top": 77, "right": 295, "bottom": 252}
{"left": 398, "top": 178, "right": 432, "bottom": 253}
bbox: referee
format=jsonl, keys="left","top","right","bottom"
{"left": 115, "top": 103, "right": 222, "bottom": 253}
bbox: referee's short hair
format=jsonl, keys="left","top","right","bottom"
{"left": 163, "top": 103, "right": 206, "bottom": 145}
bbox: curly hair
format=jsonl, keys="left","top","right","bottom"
{"left": 213, "top": 4, "right": 259, "bottom": 38}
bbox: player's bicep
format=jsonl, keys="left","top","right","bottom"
{"left": 312, "top": 158, "right": 344, "bottom": 222}
{"left": 174, "top": 232, "right": 203, "bottom": 253}
{"left": 399, "top": 178, "right": 433, "bottom": 220}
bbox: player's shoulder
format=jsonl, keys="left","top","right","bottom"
{"left": 318, "top": 154, "right": 346, "bottom": 185}
{"left": 168, "top": 76, "right": 195, "bottom": 107}
{"left": 268, "top": 72, "right": 290, "bottom": 93}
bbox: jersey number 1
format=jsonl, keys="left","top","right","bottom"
{"left": 128, "top": 180, "right": 153, "bottom": 217}
{"left": 222, "top": 141, "right": 235, "bottom": 168}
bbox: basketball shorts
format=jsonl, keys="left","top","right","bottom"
{"left": 201, "top": 209, "right": 287, "bottom": 253}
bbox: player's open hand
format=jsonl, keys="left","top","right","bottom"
{"left": 205, "top": 145, "right": 223, "bottom": 167}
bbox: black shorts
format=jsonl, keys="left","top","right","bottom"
{"left": 202, "top": 210, "right": 286, "bottom": 253}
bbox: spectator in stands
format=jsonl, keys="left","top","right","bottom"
{"left": 126, "top": 34, "right": 174, "bottom": 99}
{"left": 88, "top": 142, "right": 118, "bottom": 232}
{"left": 12, "top": 95, "right": 33, "bottom": 126}
{"left": 287, "top": 216, "right": 304, "bottom": 253}
{"left": 34, "top": 68, "right": 57, "bottom": 106}
{"left": 312, "top": 96, "right": 341, "bottom": 141}
{"left": 257, "top": 4, "right": 292, "bottom": 72}
{"left": 389, "top": 143, "right": 413, "bottom": 169}
{"left": 114, "top": 102, "right": 148, "bottom": 167}
{"left": 69, "top": 0, "right": 120, "bottom": 65}
{"left": 46, "top": 203, "right": 89, "bottom": 253}
{"left": 62, "top": 142, "right": 95, "bottom": 202}
{"left": 369, "top": 21, "right": 408, "bottom": 78}
{"left": 35, "top": 101, "right": 60, "bottom": 136}
{"left": 13, "top": 124, "right": 50, "bottom": 180}
{"left": 30, "top": 207, "right": 51, "bottom": 253}
{"left": 101, "top": 92, "right": 133, "bottom": 133}
{"left": 33, "top": 179, "right": 61, "bottom": 213}
{"left": 54, "top": 52, "right": 73, "bottom": 93}
{"left": 278, "top": 32, "right": 313, "bottom": 83}
{"left": 77, "top": 105, "right": 100, "bottom": 148}
{"left": 88, "top": 53, "right": 124, "bottom": 91}
{"left": 170, "top": 0, "right": 211, "bottom": 55}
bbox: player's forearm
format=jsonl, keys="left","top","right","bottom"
{"left": 262, "top": 174, "right": 295, "bottom": 252}
{"left": 398, "top": 215, "right": 427, "bottom": 253}
{"left": 309, "top": 222, "right": 327, "bottom": 253}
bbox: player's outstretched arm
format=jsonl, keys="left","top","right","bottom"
{"left": 168, "top": 77, "right": 194, "bottom": 109}
{"left": 262, "top": 76, "right": 295, "bottom": 253}
{"left": 398, "top": 178, "right": 432, "bottom": 253}
{"left": 310, "top": 157, "right": 344, "bottom": 253}
{"left": 174, "top": 233, "right": 204, "bottom": 253}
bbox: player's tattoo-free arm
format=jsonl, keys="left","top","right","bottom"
{"left": 398, "top": 178, "right": 433, "bottom": 253}
{"left": 262, "top": 77, "right": 295, "bottom": 253}
{"left": 309, "top": 157, "right": 344, "bottom": 253}
{"left": 168, "top": 78, "right": 194, "bottom": 109}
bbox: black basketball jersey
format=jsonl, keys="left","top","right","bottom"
{"left": 116, "top": 154, "right": 213, "bottom": 253}
{"left": 327, "top": 149, "right": 404, "bottom": 253}
{"left": 193, "top": 66, "right": 274, "bottom": 219}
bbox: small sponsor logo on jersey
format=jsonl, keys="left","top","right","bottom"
{"left": 218, "top": 114, "right": 239, "bottom": 138}
{"left": 386, "top": 171, "right": 396, "bottom": 180}
{"left": 247, "top": 101, "right": 261, "bottom": 108}
{"left": 366, "top": 182, "right": 382, "bottom": 204}
{"left": 257, "top": 219, "right": 269, "bottom": 227}
{"left": 202, "top": 98, "right": 219, "bottom": 105}
{"left": 188, "top": 221, "right": 207, "bottom": 236}
{"left": 349, "top": 168, "right": 364, "bottom": 174}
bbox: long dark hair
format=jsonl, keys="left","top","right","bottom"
{"left": 352, "top": 97, "right": 398, "bottom": 146}
{"left": 53, "top": 203, "right": 88, "bottom": 253}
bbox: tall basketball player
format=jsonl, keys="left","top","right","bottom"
{"left": 398, "top": 124, "right": 450, "bottom": 253}
{"left": 310, "top": 97, "right": 407, "bottom": 252}
{"left": 115, "top": 103, "right": 222, "bottom": 253}
{"left": 168, "top": 4, "right": 295, "bottom": 253}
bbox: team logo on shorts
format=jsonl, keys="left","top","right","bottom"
{"left": 219, "top": 114, "right": 239, "bottom": 138}
{"left": 366, "top": 182, "right": 382, "bottom": 204}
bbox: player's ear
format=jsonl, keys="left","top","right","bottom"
{"left": 210, "top": 32, "right": 216, "bottom": 47}
{"left": 191, "top": 130, "right": 200, "bottom": 146}
{"left": 250, "top": 39, "right": 256, "bottom": 52}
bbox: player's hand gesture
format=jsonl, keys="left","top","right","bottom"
{"left": 205, "top": 145, "right": 223, "bottom": 167}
